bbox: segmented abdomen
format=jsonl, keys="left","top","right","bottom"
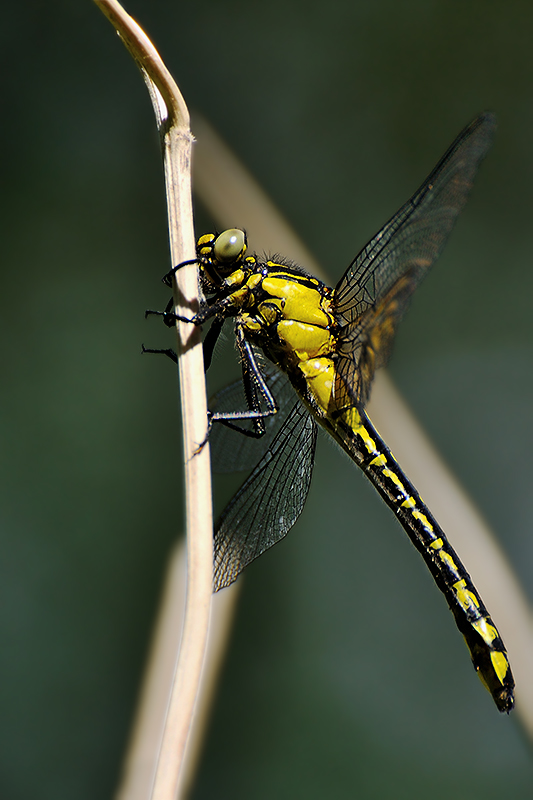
{"left": 328, "top": 407, "right": 514, "bottom": 713}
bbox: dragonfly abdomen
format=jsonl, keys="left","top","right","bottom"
{"left": 331, "top": 408, "right": 514, "bottom": 713}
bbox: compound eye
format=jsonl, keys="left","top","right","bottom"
{"left": 213, "top": 229, "right": 246, "bottom": 263}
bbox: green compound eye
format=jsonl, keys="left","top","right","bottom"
{"left": 213, "top": 229, "right": 246, "bottom": 263}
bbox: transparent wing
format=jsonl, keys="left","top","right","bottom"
{"left": 334, "top": 113, "right": 495, "bottom": 321}
{"left": 333, "top": 113, "right": 495, "bottom": 408}
{"left": 213, "top": 399, "right": 318, "bottom": 591}
{"left": 335, "top": 272, "right": 418, "bottom": 408}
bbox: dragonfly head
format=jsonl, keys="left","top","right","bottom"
{"left": 196, "top": 229, "right": 248, "bottom": 289}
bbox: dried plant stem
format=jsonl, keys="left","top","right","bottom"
{"left": 114, "top": 545, "right": 239, "bottom": 800}
{"left": 94, "top": 2, "right": 213, "bottom": 798}
{"left": 90, "top": 5, "right": 533, "bottom": 792}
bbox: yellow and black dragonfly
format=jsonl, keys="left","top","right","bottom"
{"left": 147, "top": 112, "right": 514, "bottom": 712}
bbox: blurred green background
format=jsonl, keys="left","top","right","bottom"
{"left": 2, "top": 0, "right": 533, "bottom": 797}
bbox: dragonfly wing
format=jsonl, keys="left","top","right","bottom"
{"left": 332, "top": 113, "right": 495, "bottom": 407}
{"left": 335, "top": 272, "right": 417, "bottom": 407}
{"left": 213, "top": 400, "right": 318, "bottom": 591}
{"left": 209, "top": 364, "right": 298, "bottom": 473}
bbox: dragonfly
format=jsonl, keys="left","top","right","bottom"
{"left": 148, "top": 112, "right": 514, "bottom": 712}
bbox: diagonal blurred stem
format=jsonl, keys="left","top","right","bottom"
{"left": 94, "top": 3, "right": 213, "bottom": 798}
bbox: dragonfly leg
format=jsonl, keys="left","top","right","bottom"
{"left": 145, "top": 308, "right": 195, "bottom": 327}
{"left": 141, "top": 345, "right": 178, "bottom": 364}
{"left": 208, "top": 324, "right": 278, "bottom": 439}
{"left": 203, "top": 317, "right": 225, "bottom": 371}
{"left": 161, "top": 257, "right": 199, "bottom": 288}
